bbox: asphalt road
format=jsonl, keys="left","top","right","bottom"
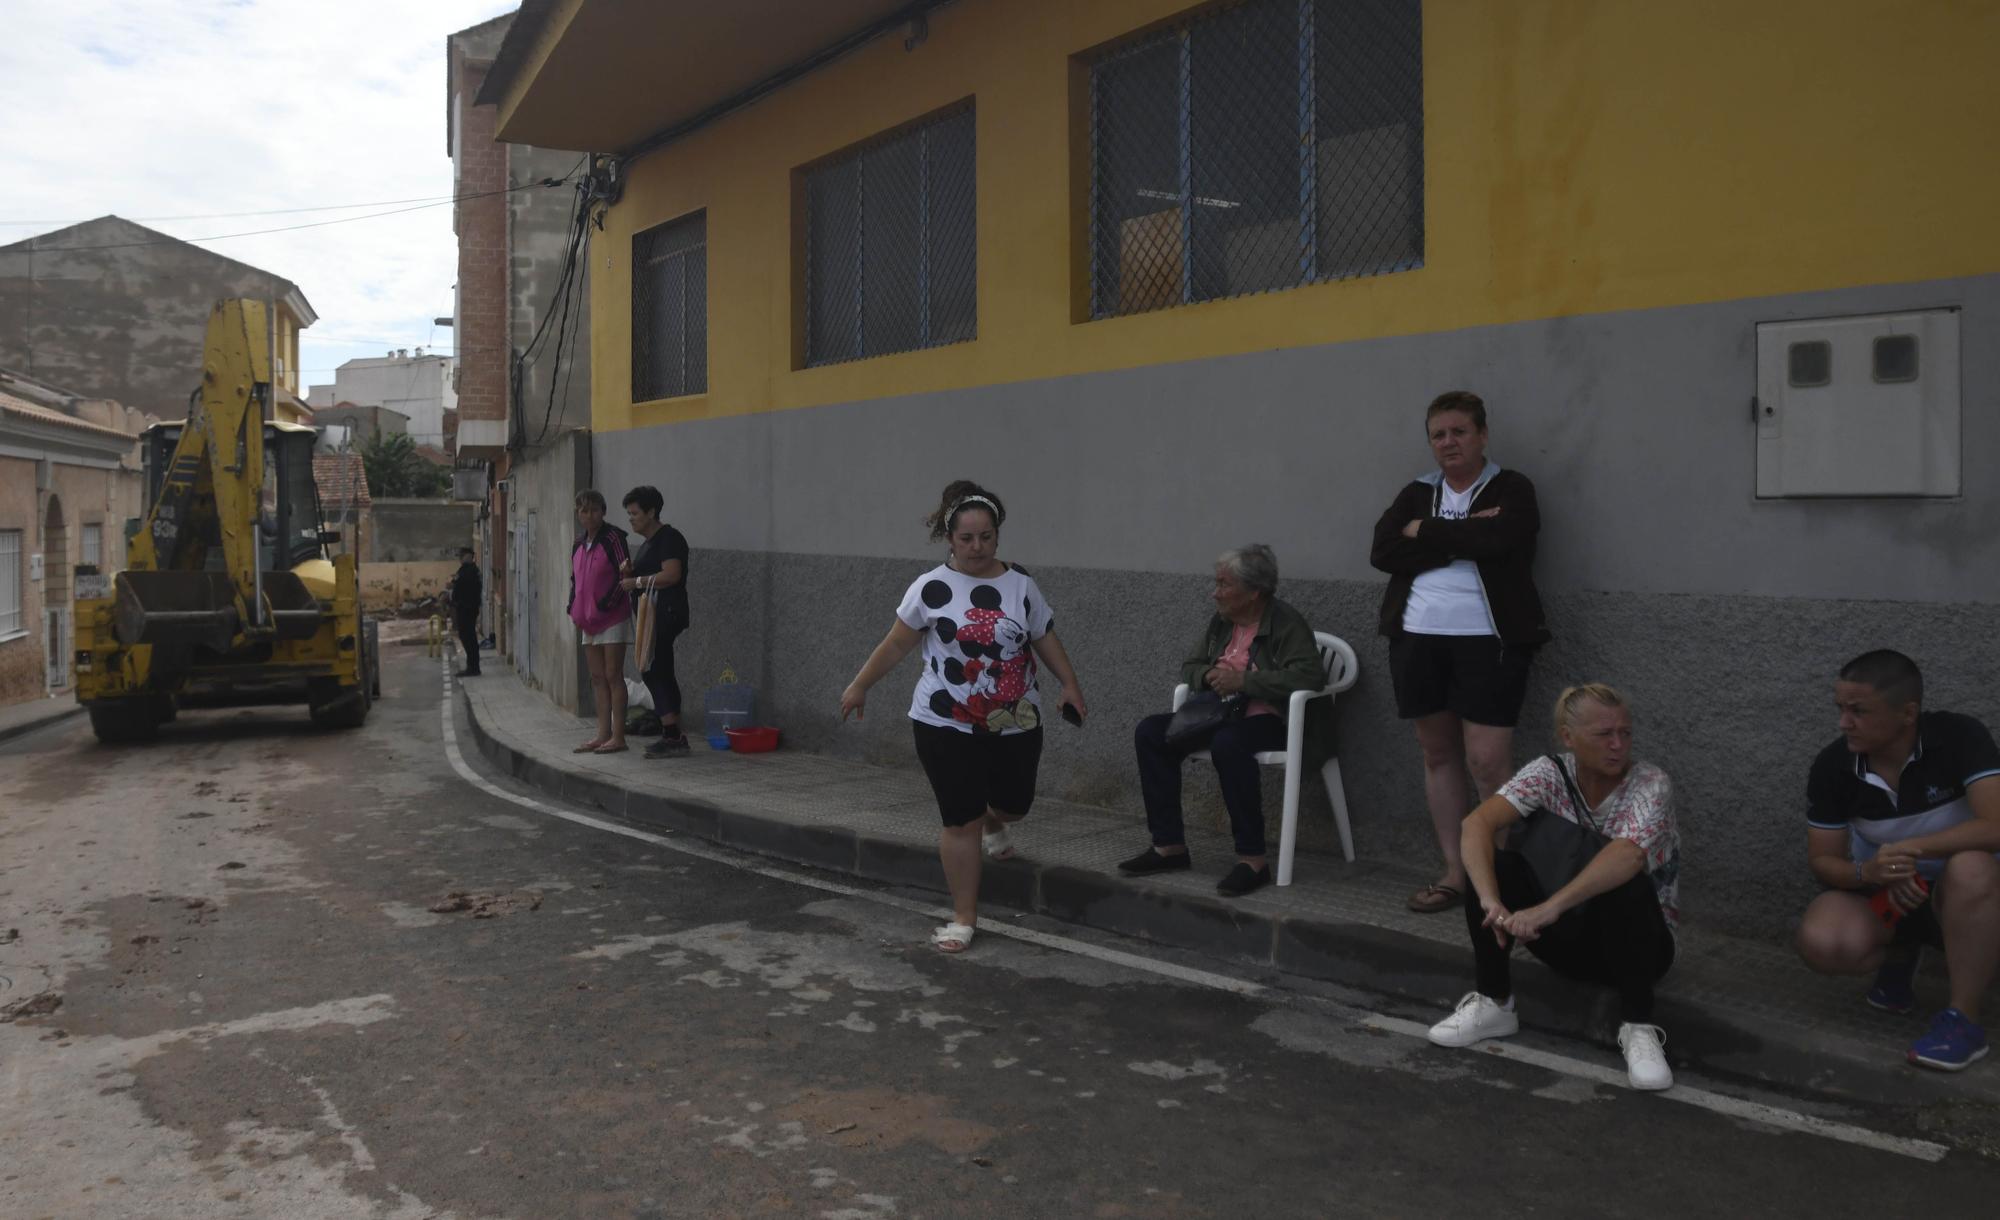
{"left": 1, "top": 648, "right": 1991, "bottom": 1218}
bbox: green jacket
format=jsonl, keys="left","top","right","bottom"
{"left": 1178, "top": 598, "right": 1336, "bottom": 770}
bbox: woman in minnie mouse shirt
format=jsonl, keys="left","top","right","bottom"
{"left": 841, "top": 481, "right": 1088, "bottom": 954}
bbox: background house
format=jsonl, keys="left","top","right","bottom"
{"left": 0, "top": 216, "right": 317, "bottom": 425}
{"left": 0, "top": 367, "right": 151, "bottom": 708}
{"left": 314, "top": 400, "right": 410, "bottom": 456}
{"left": 313, "top": 401, "right": 412, "bottom": 445}
{"left": 313, "top": 449, "right": 373, "bottom": 561}
{"left": 478, "top": 0, "right": 2000, "bottom": 940}
{"left": 322, "top": 350, "right": 456, "bottom": 450}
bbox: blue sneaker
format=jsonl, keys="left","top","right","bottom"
{"left": 1908, "top": 1008, "right": 1989, "bottom": 1071}
{"left": 1867, "top": 949, "right": 1921, "bottom": 1015}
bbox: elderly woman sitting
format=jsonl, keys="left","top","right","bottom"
{"left": 1120, "top": 545, "right": 1333, "bottom": 897}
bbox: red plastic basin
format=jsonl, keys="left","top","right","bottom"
{"left": 725, "top": 726, "right": 780, "bottom": 753}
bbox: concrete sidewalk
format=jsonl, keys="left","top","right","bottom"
{"left": 455, "top": 659, "right": 2000, "bottom": 1109}
{"left": 0, "top": 694, "right": 83, "bottom": 745}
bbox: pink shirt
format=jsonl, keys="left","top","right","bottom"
{"left": 1216, "top": 622, "right": 1279, "bottom": 718}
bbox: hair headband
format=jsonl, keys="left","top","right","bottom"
{"left": 949, "top": 494, "right": 1002, "bottom": 525}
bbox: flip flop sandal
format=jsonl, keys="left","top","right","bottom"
{"left": 981, "top": 826, "right": 1016, "bottom": 861}
{"left": 573, "top": 740, "right": 607, "bottom": 754}
{"left": 1407, "top": 883, "right": 1463, "bottom": 914}
{"left": 930, "top": 922, "right": 976, "bottom": 953}
{"left": 593, "top": 743, "right": 629, "bottom": 754}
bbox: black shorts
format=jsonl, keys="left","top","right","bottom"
{"left": 1892, "top": 888, "right": 1948, "bottom": 950}
{"left": 1389, "top": 633, "right": 1537, "bottom": 727}
{"left": 911, "top": 721, "right": 1043, "bottom": 828}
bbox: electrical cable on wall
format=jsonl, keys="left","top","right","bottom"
{"left": 510, "top": 155, "right": 601, "bottom": 452}
{"left": 11, "top": 177, "right": 579, "bottom": 252}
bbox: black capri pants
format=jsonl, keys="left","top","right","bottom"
{"left": 1466, "top": 849, "right": 1675, "bottom": 1023}
{"left": 641, "top": 623, "right": 684, "bottom": 718}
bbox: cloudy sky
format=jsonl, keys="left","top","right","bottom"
{"left": 0, "top": 0, "right": 522, "bottom": 390}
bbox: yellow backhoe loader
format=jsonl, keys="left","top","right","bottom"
{"left": 74, "top": 299, "right": 378, "bottom": 742}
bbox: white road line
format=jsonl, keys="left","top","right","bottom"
{"left": 437, "top": 663, "right": 1949, "bottom": 1164}
{"left": 1357, "top": 1012, "right": 1946, "bottom": 1162}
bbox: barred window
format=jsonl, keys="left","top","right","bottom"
{"left": 633, "top": 210, "right": 708, "bottom": 401}
{"left": 803, "top": 102, "right": 976, "bottom": 367}
{"left": 1088, "top": 0, "right": 1423, "bottom": 319}
{"left": 0, "top": 530, "right": 20, "bottom": 636}
{"left": 82, "top": 523, "right": 102, "bottom": 569}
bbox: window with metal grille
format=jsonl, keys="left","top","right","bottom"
{"left": 803, "top": 102, "right": 976, "bottom": 367}
{"left": 633, "top": 210, "right": 708, "bottom": 401}
{"left": 82, "top": 523, "right": 102, "bottom": 569}
{"left": 0, "top": 530, "right": 21, "bottom": 637}
{"left": 1088, "top": 0, "right": 1423, "bottom": 319}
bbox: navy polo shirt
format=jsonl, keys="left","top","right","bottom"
{"left": 1806, "top": 711, "right": 2000, "bottom": 878}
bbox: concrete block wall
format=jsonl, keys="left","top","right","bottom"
{"left": 648, "top": 550, "right": 2000, "bottom": 944}
{"left": 504, "top": 430, "right": 592, "bottom": 715}
{"left": 367, "top": 499, "right": 478, "bottom": 564}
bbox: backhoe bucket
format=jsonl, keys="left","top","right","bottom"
{"left": 114, "top": 571, "right": 241, "bottom": 651}
{"left": 113, "top": 569, "right": 327, "bottom": 649}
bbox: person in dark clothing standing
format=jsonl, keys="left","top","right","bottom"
{"left": 449, "top": 547, "right": 482, "bottom": 677}
{"left": 618, "top": 486, "right": 692, "bottom": 758}
{"left": 1371, "top": 391, "right": 1549, "bottom": 915}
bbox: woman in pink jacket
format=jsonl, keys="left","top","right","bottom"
{"left": 568, "top": 489, "right": 633, "bottom": 754}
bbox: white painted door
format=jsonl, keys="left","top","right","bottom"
{"left": 510, "top": 523, "right": 530, "bottom": 683}
{"left": 45, "top": 607, "right": 68, "bottom": 691}
{"left": 521, "top": 511, "right": 537, "bottom": 684}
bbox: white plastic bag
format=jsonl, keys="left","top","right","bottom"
{"left": 624, "top": 676, "right": 653, "bottom": 711}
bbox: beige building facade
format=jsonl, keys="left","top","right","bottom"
{"left": 0, "top": 371, "right": 152, "bottom": 708}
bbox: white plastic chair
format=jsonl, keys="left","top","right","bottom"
{"left": 1170, "top": 631, "right": 1359, "bottom": 886}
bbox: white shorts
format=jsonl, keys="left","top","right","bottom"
{"left": 580, "top": 619, "right": 633, "bottom": 646}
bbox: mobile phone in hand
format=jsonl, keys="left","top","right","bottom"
{"left": 1060, "top": 702, "right": 1083, "bottom": 727}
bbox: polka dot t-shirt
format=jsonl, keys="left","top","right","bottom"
{"left": 897, "top": 564, "right": 1053, "bottom": 734}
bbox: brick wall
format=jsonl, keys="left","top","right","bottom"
{"left": 455, "top": 57, "right": 510, "bottom": 456}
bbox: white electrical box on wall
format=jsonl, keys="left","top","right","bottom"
{"left": 29, "top": 553, "right": 43, "bottom": 581}
{"left": 1755, "top": 309, "right": 1960, "bottom": 498}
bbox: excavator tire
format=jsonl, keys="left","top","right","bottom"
{"left": 308, "top": 675, "right": 370, "bottom": 729}
{"left": 88, "top": 701, "right": 161, "bottom": 744}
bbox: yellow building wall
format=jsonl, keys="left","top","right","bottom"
{"left": 590, "top": 0, "right": 2000, "bottom": 433}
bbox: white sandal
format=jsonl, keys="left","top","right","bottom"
{"left": 981, "top": 825, "right": 1016, "bottom": 861}
{"left": 930, "top": 922, "right": 976, "bottom": 953}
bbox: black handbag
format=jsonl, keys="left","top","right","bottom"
{"left": 1509, "top": 754, "right": 1610, "bottom": 909}
{"left": 1165, "top": 690, "right": 1245, "bottom": 749}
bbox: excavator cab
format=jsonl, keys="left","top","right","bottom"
{"left": 140, "top": 422, "right": 330, "bottom": 571}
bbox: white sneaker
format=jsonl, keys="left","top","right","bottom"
{"left": 1428, "top": 992, "right": 1519, "bottom": 1047}
{"left": 1618, "top": 1022, "right": 1674, "bottom": 1091}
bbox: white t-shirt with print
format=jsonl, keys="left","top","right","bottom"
{"left": 1499, "top": 754, "right": 1682, "bottom": 932}
{"left": 1403, "top": 480, "right": 1496, "bottom": 636}
{"left": 896, "top": 563, "right": 1053, "bottom": 734}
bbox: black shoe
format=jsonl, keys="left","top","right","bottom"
{"left": 456, "top": 668, "right": 480, "bottom": 678}
{"left": 644, "top": 734, "right": 691, "bottom": 759}
{"left": 1117, "top": 847, "right": 1191, "bottom": 875}
{"left": 1216, "top": 863, "right": 1271, "bottom": 897}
